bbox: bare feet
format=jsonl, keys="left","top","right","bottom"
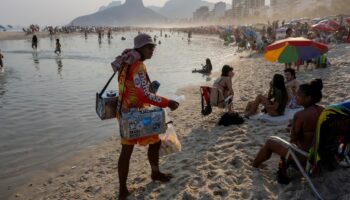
{"left": 118, "top": 187, "right": 135, "bottom": 200}
{"left": 151, "top": 171, "right": 173, "bottom": 182}
{"left": 249, "top": 157, "right": 267, "bottom": 169}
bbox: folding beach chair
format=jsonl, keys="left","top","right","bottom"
{"left": 269, "top": 100, "right": 350, "bottom": 200}
{"left": 200, "top": 86, "right": 233, "bottom": 116}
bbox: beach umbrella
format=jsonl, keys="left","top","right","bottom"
{"left": 346, "top": 18, "right": 350, "bottom": 25}
{"left": 319, "top": 19, "right": 340, "bottom": 29}
{"left": 264, "top": 37, "right": 328, "bottom": 63}
{"left": 311, "top": 23, "right": 336, "bottom": 32}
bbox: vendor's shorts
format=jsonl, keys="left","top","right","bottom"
{"left": 121, "top": 135, "right": 160, "bottom": 146}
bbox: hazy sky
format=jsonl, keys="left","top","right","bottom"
{"left": 0, "top": 0, "right": 233, "bottom": 26}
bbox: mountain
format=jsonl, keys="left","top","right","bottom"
{"left": 98, "top": 1, "right": 122, "bottom": 12}
{"left": 157, "top": 0, "right": 215, "bottom": 19}
{"left": 71, "top": 0, "right": 166, "bottom": 26}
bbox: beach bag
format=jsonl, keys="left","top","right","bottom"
{"left": 159, "top": 123, "right": 182, "bottom": 156}
{"left": 96, "top": 72, "right": 118, "bottom": 120}
{"left": 218, "top": 112, "right": 244, "bottom": 126}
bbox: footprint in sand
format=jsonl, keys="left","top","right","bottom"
{"left": 208, "top": 183, "right": 228, "bottom": 197}
{"left": 207, "top": 154, "right": 216, "bottom": 162}
{"left": 207, "top": 170, "right": 218, "bottom": 178}
{"left": 230, "top": 157, "right": 243, "bottom": 168}
{"left": 188, "top": 176, "right": 206, "bottom": 190}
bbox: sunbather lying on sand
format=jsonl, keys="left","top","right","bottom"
{"left": 252, "top": 79, "right": 324, "bottom": 167}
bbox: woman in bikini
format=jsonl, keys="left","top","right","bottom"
{"left": 252, "top": 79, "right": 324, "bottom": 167}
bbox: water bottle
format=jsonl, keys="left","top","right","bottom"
{"left": 149, "top": 81, "right": 160, "bottom": 94}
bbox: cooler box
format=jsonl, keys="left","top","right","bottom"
{"left": 120, "top": 107, "right": 166, "bottom": 139}
{"left": 96, "top": 90, "right": 119, "bottom": 120}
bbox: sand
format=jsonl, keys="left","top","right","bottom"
{"left": 9, "top": 44, "right": 350, "bottom": 200}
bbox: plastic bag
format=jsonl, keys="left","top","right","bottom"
{"left": 159, "top": 123, "right": 181, "bottom": 156}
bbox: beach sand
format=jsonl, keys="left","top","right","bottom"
{"left": 10, "top": 44, "right": 350, "bottom": 200}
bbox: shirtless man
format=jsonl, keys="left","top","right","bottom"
{"left": 252, "top": 79, "right": 324, "bottom": 167}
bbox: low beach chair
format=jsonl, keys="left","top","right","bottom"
{"left": 270, "top": 100, "right": 350, "bottom": 200}
{"left": 200, "top": 86, "right": 233, "bottom": 115}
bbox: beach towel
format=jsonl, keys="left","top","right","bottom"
{"left": 111, "top": 49, "right": 141, "bottom": 72}
{"left": 250, "top": 108, "right": 303, "bottom": 124}
{"left": 308, "top": 100, "right": 350, "bottom": 172}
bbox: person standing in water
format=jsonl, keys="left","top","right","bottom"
{"left": 54, "top": 39, "right": 61, "bottom": 55}
{"left": 0, "top": 50, "right": 4, "bottom": 70}
{"left": 32, "top": 35, "right": 38, "bottom": 50}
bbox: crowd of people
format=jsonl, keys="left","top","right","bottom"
{"left": 2, "top": 16, "right": 348, "bottom": 198}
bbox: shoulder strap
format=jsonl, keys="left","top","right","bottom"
{"left": 117, "top": 64, "right": 131, "bottom": 114}
{"left": 99, "top": 72, "right": 116, "bottom": 99}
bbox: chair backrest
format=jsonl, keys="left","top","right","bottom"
{"left": 308, "top": 101, "right": 350, "bottom": 172}
{"left": 200, "top": 86, "right": 212, "bottom": 116}
{"left": 209, "top": 87, "right": 225, "bottom": 108}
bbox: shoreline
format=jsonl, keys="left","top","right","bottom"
{"left": 9, "top": 44, "right": 350, "bottom": 199}
{"left": 0, "top": 32, "right": 51, "bottom": 41}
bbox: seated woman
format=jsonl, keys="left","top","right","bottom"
{"left": 252, "top": 79, "right": 324, "bottom": 168}
{"left": 244, "top": 74, "right": 288, "bottom": 117}
{"left": 284, "top": 68, "right": 301, "bottom": 109}
{"left": 213, "top": 65, "right": 234, "bottom": 111}
{"left": 193, "top": 58, "right": 212, "bottom": 74}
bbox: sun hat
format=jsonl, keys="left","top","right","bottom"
{"left": 134, "top": 33, "right": 156, "bottom": 49}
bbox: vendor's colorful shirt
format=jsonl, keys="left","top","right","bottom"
{"left": 118, "top": 61, "right": 169, "bottom": 111}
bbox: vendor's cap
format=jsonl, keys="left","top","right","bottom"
{"left": 134, "top": 33, "right": 155, "bottom": 49}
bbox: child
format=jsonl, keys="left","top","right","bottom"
{"left": 0, "top": 50, "right": 4, "bottom": 70}
{"left": 54, "top": 39, "right": 61, "bottom": 55}
{"left": 32, "top": 35, "right": 38, "bottom": 50}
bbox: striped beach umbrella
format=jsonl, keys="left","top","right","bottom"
{"left": 264, "top": 37, "right": 328, "bottom": 63}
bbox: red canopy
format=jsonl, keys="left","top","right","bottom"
{"left": 346, "top": 18, "right": 350, "bottom": 25}
{"left": 319, "top": 19, "right": 340, "bottom": 29}
{"left": 312, "top": 23, "right": 337, "bottom": 32}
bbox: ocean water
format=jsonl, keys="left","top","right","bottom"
{"left": 0, "top": 31, "right": 235, "bottom": 198}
